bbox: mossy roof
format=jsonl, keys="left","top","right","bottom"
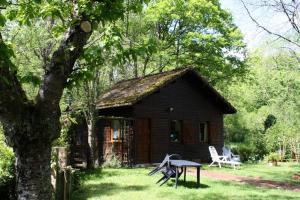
{"left": 96, "top": 67, "right": 236, "bottom": 114}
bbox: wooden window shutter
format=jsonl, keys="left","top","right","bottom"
{"left": 104, "top": 120, "right": 111, "bottom": 142}
{"left": 209, "top": 122, "right": 220, "bottom": 144}
{"left": 183, "top": 120, "right": 196, "bottom": 144}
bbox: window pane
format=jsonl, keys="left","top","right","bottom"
{"left": 204, "top": 124, "right": 208, "bottom": 142}
{"left": 170, "top": 120, "right": 181, "bottom": 142}
{"left": 112, "top": 120, "right": 120, "bottom": 140}
{"left": 199, "top": 122, "right": 208, "bottom": 142}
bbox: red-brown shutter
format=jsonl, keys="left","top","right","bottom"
{"left": 135, "top": 119, "right": 151, "bottom": 163}
{"left": 103, "top": 120, "right": 112, "bottom": 159}
{"left": 183, "top": 120, "right": 197, "bottom": 144}
{"left": 209, "top": 122, "right": 220, "bottom": 144}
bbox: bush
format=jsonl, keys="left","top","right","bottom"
{"left": 102, "top": 147, "right": 121, "bottom": 168}
{"left": 0, "top": 133, "right": 16, "bottom": 200}
{"left": 71, "top": 169, "right": 83, "bottom": 192}
{"left": 250, "top": 135, "right": 268, "bottom": 160}
{"left": 234, "top": 145, "right": 255, "bottom": 162}
{"left": 233, "top": 137, "right": 269, "bottom": 162}
{"left": 266, "top": 152, "right": 280, "bottom": 163}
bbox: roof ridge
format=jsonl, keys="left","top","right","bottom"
{"left": 114, "top": 66, "right": 192, "bottom": 85}
{"left": 96, "top": 66, "right": 236, "bottom": 114}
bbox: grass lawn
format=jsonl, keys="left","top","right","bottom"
{"left": 72, "top": 162, "right": 300, "bottom": 200}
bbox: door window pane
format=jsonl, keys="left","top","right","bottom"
{"left": 170, "top": 120, "right": 182, "bottom": 142}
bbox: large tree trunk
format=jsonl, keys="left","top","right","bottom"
{"left": 1, "top": 106, "right": 61, "bottom": 200}
{"left": 15, "top": 141, "right": 52, "bottom": 200}
{"left": 0, "top": 17, "right": 92, "bottom": 199}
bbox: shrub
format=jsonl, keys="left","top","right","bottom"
{"left": 266, "top": 152, "right": 280, "bottom": 163}
{"left": 71, "top": 169, "right": 83, "bottom": 192}
{"left": 0, "top": 133, "right": 16, "bottom": 200}
{"left": 102, "top": 147, "right": 121, "bottom": 168}
{"left": 234, "top": 145, "right": 255, "bottom": 162}
{"left": 233, "top": 139, "right": 269, "bottom": 162}
{"left": 251, "top": 135, "right": 268, "bottom": 160}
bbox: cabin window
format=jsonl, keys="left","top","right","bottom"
{"left": 170, "top": 120, "right": 182, "bottom": 142}
{"left": 111, "top": 120, "right": 122, "bottom": 141}
{"left": 199, "top": 122, "right": 208, "bottom": 143}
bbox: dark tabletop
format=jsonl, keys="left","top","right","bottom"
{"left": 169, "top": 160, "right": 201, "bottom": 167}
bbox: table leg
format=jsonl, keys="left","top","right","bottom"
{"left": 184, "top": 167, "right": 186, "bottom": 182}
{"left": 175, "top": 167, "right": 179, "bottom": 188}
{"left": 197, "top": 167, "right": 200, "bottom": 188}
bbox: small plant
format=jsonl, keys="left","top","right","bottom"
{"left": 266, "top": 152, "right": 280, "bottom": 166}
{"left": 0, "top": 131, "right": 16, "bottom": 200}
{"left": 102, "top": 147, "right": 121, "bottom": 168}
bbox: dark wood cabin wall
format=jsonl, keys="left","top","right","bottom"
{"left": 98, "top": 106, "right": 133, "bottom": 118}
{"left": 133, "top": 76, "right": 224, "bottom": 163}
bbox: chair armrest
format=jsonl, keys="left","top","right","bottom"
{"left": 218, "top": 156, "right": 229, "bottom": 161}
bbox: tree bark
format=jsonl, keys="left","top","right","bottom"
{"left": 87, "top": 118, "right": 99, "bottom": 168}
{"left": 1, "top": 17, "right": 92, "bottom": 199}
{"left": 15, "top": 141, "right": 52, "bottom": 200}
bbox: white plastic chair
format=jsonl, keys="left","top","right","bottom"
{"left": 209, "top": 146, "right": 241, "bottom": 169}
{"left": 222, "top": 146, "right": 241, "bottom": 162}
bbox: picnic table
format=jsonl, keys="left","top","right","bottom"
{"left": 169, "top": 159, "right": 201, "bottom": 188}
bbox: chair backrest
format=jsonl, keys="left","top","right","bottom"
{"left": 222, "top": 146, "right": 231, "bottom": 158}
{"left": 158, "top": 154, "right": 170, "bottom": 168}
{"left": 209, "top": 146, "right": 221, "bottom": 162}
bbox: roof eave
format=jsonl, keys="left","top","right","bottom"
{"left": 96, "top": 102, "right": 134, "bottom": 110}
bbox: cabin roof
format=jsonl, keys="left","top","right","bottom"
{"left": 96, "top": 67, "right": 236, "bottom": 114}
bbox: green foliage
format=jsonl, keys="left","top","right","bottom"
{"left": 68, "top": 0, "right": 247, "bottom": 86}
{"left": 102, "top": 148, "right": 122, "bottom": 168}
{"left": 224, "top": 43, "right": 300, "bottom": 161}
{"left": 71, "top": 169, "right": 83, "bottom": 192}
{"left": 233, "top": 144, "right": 256, "bottom": 162}
{"left": 266, "top": 152, "right": 280, "bottom": 163}
{"left": 0, "top": 128, "right": 16, "bottom": 200}
{"left": 137, "top": 0, "right": 246, "bottom": 82}
{"left": 264, "top": 114, "right": 277, "bottom": 131}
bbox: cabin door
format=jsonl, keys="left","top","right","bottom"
{"left": 135, "top": 118, "right": 151, "bottom": 163}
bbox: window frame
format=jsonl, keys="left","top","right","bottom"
{"left": 111, "top": 119, "right": 122, "bottom": 142}
{"left": 199, "top": 121, "right": 209, "bottom": 143}
{"left": 169, "top": 119, "right": 183, "bottom": 143}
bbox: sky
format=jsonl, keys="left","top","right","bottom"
{"left": 219, "top": 0, "right": 290, "bottom": 49}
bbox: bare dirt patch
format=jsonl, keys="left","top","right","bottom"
{"left": 292, "top": 174, "right": 300, "bottom": 180}
{"left": 187, "top": 168, "right": 300, "bottom": 192}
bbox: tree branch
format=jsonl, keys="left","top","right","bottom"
{"left": 0, "top": 32, "right": 28, "bottom": 121}
{"left": 240, "top": 0, "right": 300, "bottom": 48}
{"left": 35, "top": 20, "right": 93, "bottom": 110}
{"left": 280, "top": 0, "right": 300, "bottom": 34}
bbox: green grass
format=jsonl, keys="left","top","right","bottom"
{"left": 203, "top": 162, "right": 300, "bottom": 184}
{"left": 72, "top": 163, "right": 300, "bottom": 200}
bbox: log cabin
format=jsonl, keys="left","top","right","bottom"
{"left": 70, "top": 67, "right": 236, "bottom": 167}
